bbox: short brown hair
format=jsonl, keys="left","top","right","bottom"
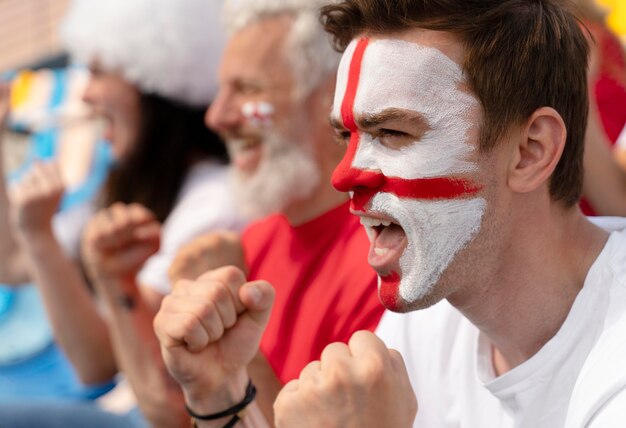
{"left": 321, "top": 0, "right": 589, "bottom": 206}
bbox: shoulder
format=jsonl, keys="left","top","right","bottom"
{"left": 242, "top": 214, "right": 288, "bottom": 246}
{"left": 566, "top": 300, "right": 626, "bottom": 427}
{"left": 174, "top": 161, "right": 233, "bottom": 208}
{"left": 161, "top": 161, "right": 245, "bottom": 246}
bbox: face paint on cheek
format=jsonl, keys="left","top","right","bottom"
{"left": 369, "top": 193, "right": 486, "bottom": 311}
{"left": 241, "top": 101, "right": 275, "bottom": 128}
{"left": 330, "top": 38, "right": 489, "bottom": 310}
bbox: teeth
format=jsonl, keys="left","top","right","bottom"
{"left": 230, "top": 139, "right": 259, "bottom": 150}
{"left": 241, "top": 140, "right": 258, "bottom": 148}
{"left": 374, "top": 248, "right": 389, "bottom": 256}
{"left": 359, "top": 217, "right": 394, "bottom": 228}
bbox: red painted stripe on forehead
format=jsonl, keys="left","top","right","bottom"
{"left": 341, "top": 38, "right": 369, "bottom": 132}
{"left": 350, "top": 174, "right": 482, "bottom": 212}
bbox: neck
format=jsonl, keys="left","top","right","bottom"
{"left": 283, "top": 135, "right": 348, "bottom": 226}
{"left": 283, "top": 182, "right": 348, "bottom": 226}
{"left": 448, "top": 203, "right": 608, "bottom": 375}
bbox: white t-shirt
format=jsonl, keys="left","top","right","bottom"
{"left": 376, "top": 217, "right": 626, "bottom": 428}
{"left": 52, "top": 160, "right": 245, "bottom": 294}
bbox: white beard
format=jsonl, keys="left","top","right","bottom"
{"left": 229, "top": 131, "right": 321, "bottom": 220}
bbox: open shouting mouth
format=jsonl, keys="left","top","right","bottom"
{"left": 357, "top": 212, "right": 407, "bottom": 276}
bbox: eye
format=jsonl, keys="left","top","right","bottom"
{"left": 376, "top": 128, "right": 413, "bottom": 149}
{"left": 234, "top": 81, "right": 263, "bottom": 96}
{"left": 333, "top": 130, "right": 351, "bottom": 147}
{"left": 379, "top": 128, "right": 408, "bottom": 138}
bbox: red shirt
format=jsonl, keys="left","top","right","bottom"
{"left": 242, "top": 202, "right": 383, "bottom": 383}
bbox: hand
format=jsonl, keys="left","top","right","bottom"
{"left": 0, "top": 81, "right": 10, "bottom": 129}
{"left": 10, "top": 161, "right": 64, "bottom": 237}
{"left": 82, "top": 203, "right": 161, "bottom": 281}
{"left": 154, "top": 266, "right": 274, "bottom": 414}
{"left": 168, "top": 231, "right": 246, "bottom": 285}
{"left": 274, "top": 331, "right": 417, "bottom": 428}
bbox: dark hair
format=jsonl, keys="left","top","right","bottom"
{"left": 321, "top": 0, "right": 589, "bottom": 207}
{"left": 101, "top": 94, "right": 228, "bottom": 223}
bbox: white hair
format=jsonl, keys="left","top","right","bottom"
{"left": 60, "top": 0, "right": 226, "bottom": 106}
{"left": 222, "top": 0, "right": 340, "bottom": 98}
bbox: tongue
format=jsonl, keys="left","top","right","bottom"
{"left": 375, "top": 224, "right": 405, "bottom": 250}
{"left": 233, "top": 146, "right": 261, "bottom": 172}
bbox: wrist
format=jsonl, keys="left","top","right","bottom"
{"left": 183, "top": 370, "right": 249, "bottom": 416}
{"left": 91, "top": 274, "right": 140, "bottom": 310}
{"left": 18, "top": 229, "right": 58, "bottom": 254}
{"left": 15, "top": 218, "right": 55, "bottom": 238}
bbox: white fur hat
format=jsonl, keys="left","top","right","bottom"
{"left": 60, "top": 0, "right": 225, "bottom": 106}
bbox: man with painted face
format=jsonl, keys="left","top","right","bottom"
{"left": 155, "top": 0, "right": 626, "bottom": 427}
{"left": 272, "top": 0, "right": 626, "bottom": 427}
{"left": 153, "top": 0, "right": 383, "bottom": 423}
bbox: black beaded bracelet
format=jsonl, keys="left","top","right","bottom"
{"left": 186, "top": 379, "right": 257, "bottom": 425}
{"left": 190, "top": 414, "right": 241, "bottom": 428}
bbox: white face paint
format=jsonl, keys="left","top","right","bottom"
{"left": 242, "top": 101, "right": 275, "bottom": 128}
{"left": 332, "top": 38, "right": 486, "bottom": 311}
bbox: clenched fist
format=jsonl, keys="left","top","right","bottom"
{"left": 82, "top": 202, "right": 161, "bottom": 281}
{"left": 168, "top": 231, "right": 246, "bottom": 285}
{"left": 154, "top": 266, "right": 274, "bottom": 415}
{"left": 10, "top": 161, "right": 65, "bottom": 237}
{"left": 274, "top": 331, "right": 417, "bottom": 428}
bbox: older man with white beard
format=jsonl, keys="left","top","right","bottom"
{"left": 159, "top": 0, "right": 383, "bottom": 422}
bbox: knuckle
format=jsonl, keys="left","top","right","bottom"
{"left": 359, "top": 354, "right": 388, "bottom": 386}
{"left": 219, "top": 265, "right": 246, "bottom": 284}
{"left": 152, "top": 311, "right": 165, "bottom": 332}
{"left": 204, "top": 322, "right": 223, "bottom": 343}
{"left": 179, "top": 313, "right": 200, "bottom": 335}
{"left": 172, "top": 279, "right": 195, "bottom": 294}
{"left": 206, "top": 281, "right": 231, "bottom": 303}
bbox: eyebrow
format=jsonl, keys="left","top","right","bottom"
{"left": 329, "top": 108, "right": 431, "bottom": 133}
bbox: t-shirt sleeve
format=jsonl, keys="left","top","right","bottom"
{"left": 138, "top": 163, "right": 246, "bottom": 295}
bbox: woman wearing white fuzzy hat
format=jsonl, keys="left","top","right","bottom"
{"left": 0, "top": 0, "right": 244, "bottom": 427}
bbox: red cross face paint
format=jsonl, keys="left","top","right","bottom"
{"left": 331, "top": 38, "right": 486, "bottom": 312}
{"left": 242, "top": 101, "right": 275, "bottom": 128}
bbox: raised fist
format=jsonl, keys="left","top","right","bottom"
{"left": 274, "top": 331, "right": 417, "bottom": 428}
{"left": 82, "top": 202, "right": 161, "bottom": 281}
{"left": 154, "top": 266, "right": 274, "bottom": 415}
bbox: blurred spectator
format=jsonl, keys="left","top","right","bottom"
{"left": 575, "top": 0, "right": 626, "bottom": 215}
{"left": 0, "top": 0, "right": 243, "bottom": 427}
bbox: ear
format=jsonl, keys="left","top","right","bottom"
{"left": 507, "top": 107, "right": 566, "bottom": 194}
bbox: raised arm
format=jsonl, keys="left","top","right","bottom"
{"left": 10, "top": 161, "right": 116, "bottom": 384}
{"left": 0, "top": 81, "right": 30, "bottom": 284}
{"left": 154, "top": 266, "right": 274, "bottom": 428}
{"left": 82, "top": 202, "right": 194, "bottom": 428}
